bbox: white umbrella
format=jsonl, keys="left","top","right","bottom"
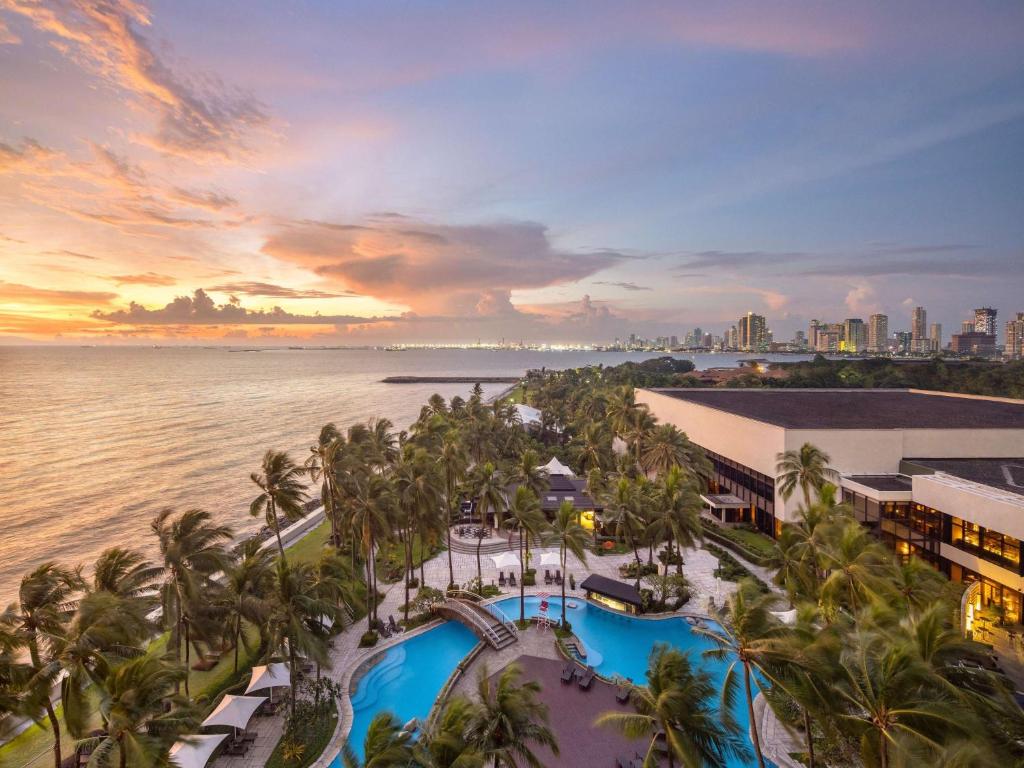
{"left": 537, "top": 550, "right": 561, "bottom": 566}
{"left": 490, "top": 552, "right": 521, "bottom": 570}
{"left": 246, "top": 662, "right": 290, "bottom": 695}
{"left": 202, "top": 694, "right": 266, "bottom": 731}
{"left": 169, "top": 733, "right": 227, "bottom": 768}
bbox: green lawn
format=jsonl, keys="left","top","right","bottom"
{"left": 0, "top": 519, "right": 332, "bottom": 766}
{"left": 709, "top": 525, "right": 777, "bottom": 558}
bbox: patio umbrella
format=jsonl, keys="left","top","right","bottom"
{"left": 201, "top": 694, "right": 266, "bottom": 732}
{"left": 169, "top": 733, "right": 227, "bottom": 768}
{"left": 537, "top": 550, "right": 561, "bottom": 566}
{"left": 489, "top": 552, "right": 521, "bottom": 571}
{"left": 245, "top": 662, "right": 291, "bottom": 700}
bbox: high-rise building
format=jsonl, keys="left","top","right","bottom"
{"left": 867, "top": 314, "right": 888, "bottom": 353}
{"left": 726, "top": 326, "right": 738, "bottom": 349}
{"left": 975, "top": 307, "right": 998, "bottom": 336}
{"left": 951, "top": 332, "right": 997, "bottom": 358}
{"left": 702, "top": 332, "right": 713, "bottom": 348}
{"left": 961, "top": 320, "right": 975, "bottom": 335}
{"left": 911, "top": 306, "right": 927, "bottom": 353}
{"left": 1007, "top": 313, "right": 1024, "bottom": 359}
{"left": 816, "top": 323, "right": 844, "bottom": 352}
{"left": 843, "top": 318, "right": 867, "bottom": 353}
{"left": 929, "top": 323, "right": 943, "bottom": 353}
{"left": 808, "top": 319, "right": 821, "bottom": 351}
{"left": 737, "top": 312, "right": 767, "bottom": 351}
{"left": 669, "top": 335, "right": 679, "bottom": 348}
{"left": 894, "top": 331, "right": 912, "bottom": 355}
{"left": 794, "top": 330, "right": 807, "bottom": 349}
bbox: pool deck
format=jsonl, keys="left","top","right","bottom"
{"left": 295, "top": 537, "right": 779, "bottom": 768}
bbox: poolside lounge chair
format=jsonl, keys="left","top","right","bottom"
{"left": 225, "top": 740, "right": 248, "bottom": 756}
{"left": 509, "top": 573, "right": 516, "bottom": 587}
{"left": 577, "top": 665, "right": 595, "bottom": 690}
{"left": 560, "top": 660, "right": 576, "bottom": 683}
{"left": 388, "top": 615, "right": 405, "bottom": 634}
{"left": 555, "top": 569, "right": 562, "bottom": 584}
{"left": 544, "top": 570, "right": 553, "bottom": 585}
{"left": 498, "top": 572, "right": 506, "bottom": 586}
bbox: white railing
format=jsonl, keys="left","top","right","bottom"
{"left": 440, "top": 600, "right": 502, "bottom": 647}
{"left": 446, "top": 589, "right": 518, "bottom": 637}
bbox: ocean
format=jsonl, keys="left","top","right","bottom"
{"left": 0, "top": 346, "right": 811, "bottom": 604}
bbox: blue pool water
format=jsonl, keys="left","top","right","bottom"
{"left": 336, "top": 621, "right": 478, "bottom": 763}
{"left": 490, "top": 595, "right": 762, "bottom": 768}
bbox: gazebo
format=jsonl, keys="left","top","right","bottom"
{"left": 700, "top": 493, "right": 750, "bottom": 525}
{"left": 541, "top": 457, "right": 576, "bottom": 477}
{"left": 168, "top": 733, "right": 227, "bottom": 768}
{"left": 579, "top": 574, "right": 643, "bottom": 614}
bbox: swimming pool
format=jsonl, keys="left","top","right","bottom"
{"left": 336, "top": 621, "right": 478, "bottom": 763}
{"left": 489, "top": 595, "right": 762, "bottom": 768}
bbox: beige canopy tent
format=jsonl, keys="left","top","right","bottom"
{"left": 245, "top": 662, "right": 290, "bottom": 695}
{"left": 541, "top": 457, "right": 575, "bottom": 477}
{"left": 537, "top": 550, "right": 561, "bottom": 567}
{"left": 169, "top": 733, "right": 227, "bottom": 768}
{"left": 201, "top": 694, "right": 266, "bottom": 731}
{"left": 490, "top": 551, "right": 521, "bottom": 570}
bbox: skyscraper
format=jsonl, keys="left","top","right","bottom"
{"left": 868, "top": 314, "right": 888, "bottom": 353}
{"left": 974, "top": 307, "right": 998, "bottom": 336}
{"left": 911, "top": 306, "right": 927, "bottom": 353}
{"left": 961, "top": 320, "right": 975, "bottom": 335}
{"left": 843, "top": 318, "right": 867, "bottom": 353}
{"left": 808, "top": 319, "right": 821, "bottom": 350}
{"left": 1007, "top": 313, "right": 1024, "bottom": 359}
{"left": 929, "top": 323, "right": 942, "bottom": 353}
{"left": 737, "top": 312, "right": 766, "bottom": 351}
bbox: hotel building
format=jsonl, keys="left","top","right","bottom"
{"left": 636, "top": 388, "right": 1024, "bottom": 624}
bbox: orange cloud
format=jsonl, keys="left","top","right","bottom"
{"left": 0, "top": 280, "right": 118, "bottom": 306}
{"left": 108, "top": 272, "right": 177, "bottom": 286}
{"left": 261, "top": 217, "right": 628, "bottom": 315}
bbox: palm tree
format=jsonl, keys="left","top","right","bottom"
{"left": 818, "top": 519, "right": 892, "bottom": 614}
{"left": 467, "top": 462, "right": 507, "bottom": 590}
{"left": 219, "top": 539, "right": 274, "bottom": 673}
{"left": 776, "top": 443, "right": 839, "bottom": 509}
{"left": 548, "top": 501, "right": 588, "bottom": 627}
{"left": 651, "top": 466, "right": 703, "bottom": 573}
{"left": 151, "top": 508, "right": 233, "bottom": 696}
{"left": 464, "top": 661, "right": 559, "bottom": 768}
{"left": 623, "top": 407, "right": 656, "bottom": 469}
{"left": 88, "top": 548, "right": 161, "bottom": 641}
{"left": 396, "top": 451, "right": 444, "bottom": 614}
{"left": 0, "top": 612, "right": 30, "bottom": 719}
{"left": 833, "top": 630, "right": 964, "bottom": 768}
{"left": 596, "top": 644, "right": 749, "bottom": 768}
{"left": 573, "top": 422, "right": 612, "bottom": 473}
{"left": 507, "top": 448, "right": 549, "bottom": 566}
{"left": 350, "top": 471, "right": 395, "bottom": 627}
{"left": 79, "top": 653, "right": 196, "bottom": 768}
{"left": 640, "top": 423, "right": 692, "bottom": 477}
{"left": 601, "top": 478, "right": 645, "bottom": 586}
{"left": 7, "top": 562, "right": 83, "bottom": 768}
{"left": 605, "top": 385, "right": 640, "bottom": 440}
{"left": 438, "top": 431, "right": 469, "bottom": 588}
{"left": 504, "top": 487, "right": 546, "bottom": 622}
{"left": 695, "top": 579, "right": 791, "bottom": 768}
{"left": 251, "top": 449, "right": 309, "bottom": 561}
{"left": 339, "top": 711, "right": 415, "bottom": 767}
{"left": 306, "top": 423, "right": 343, "bottom": 546}
{"left": 417, "top": 695, "right": 485, "bottom": 768}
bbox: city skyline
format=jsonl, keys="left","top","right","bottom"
{"left": 2, "top": 1, "right": 1023, "bottom": 345}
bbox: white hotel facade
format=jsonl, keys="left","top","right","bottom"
{"left": 637, "top": 388, "right": 1024, "bottom": 625}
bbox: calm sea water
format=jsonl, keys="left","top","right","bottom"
{"left": 0, "top": 347, "right": 811, "bottom": 604}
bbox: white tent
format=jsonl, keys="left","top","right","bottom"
{"left": 169, "top": 733, "right": 227, "bottom": 768}
{"left": 201, "top": 694, "right": 266, "bottom": 731}
{"left": 537, "top": 550, "right": 561, "bottom": 566}
{"left": 490, "top": 551, "right": 521, "bottom": 570}
{"left": 513, "top": 404, "right": 542, "bottom": 427}
{"left": 245, "top": 662, "right": 290, "bottom": 694}
{"left": 541, "top": 457, "right": 575, "bottom": 477}
{"left": 770, "top": 609, "right": 798, "bottom": 625}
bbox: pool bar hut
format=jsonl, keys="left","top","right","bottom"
{"left": 579, "top": 574, "right": 642, "bottom": 614}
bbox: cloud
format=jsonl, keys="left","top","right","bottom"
{"left": 168, "top": 187, "right": 237, "bottom": 211}
{"left": 844, "top": 283, "right": 880, "bottom": 316}
{"left": 261, "top": 216, "right": 628, "bottom": 314}
{"left": 0, "top": 15, "right": 18, "bottom": 44}
{"left": 0, "top": 280, "right": 117, "bottom": 305}
{"left": 44, "top": 249, "right": 99, "bottom": 260}
{"left": 593, "top": 281, "right": 651, "bottom": 291}
{"left": 206, "top": 281, "right": 356, "bottom": 299}
{"left": 91, "top": 288, "right": 382, "bottom": 326}
{"left": 2, "top": 0, "right": 268, "bottom": 162}
{"left": 108, "top": 272, "right": 177, "bottom": 286}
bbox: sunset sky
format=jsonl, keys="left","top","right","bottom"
{"left": 1, "top": 1, "right": 1022, "bottom": 344}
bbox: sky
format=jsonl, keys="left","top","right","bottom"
{"left": 1, "top": 1, "right": 1023, "bottom": 345}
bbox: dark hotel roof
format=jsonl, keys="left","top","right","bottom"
{"left": 844, "top": 475, "right": 914, "bottom": 492}
{"left": 579, "top": 574, "right": 642, "bottom": 606}
{"left": 702, "top": 493, "right": 748, "bottom": 508}
{"left": 649, "top": 389, "right": 1024, "bottom": 430}
{"left": 518, "top": 473, "right": 599, "bottom": 512}
{"left": 904, "top": 459, "right": 1024, "bottom": 497}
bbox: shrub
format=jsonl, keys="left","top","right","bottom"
{"left": 358, "top": 631, "right": 378, "bottom": 647}
{"left": 406, "top": 576, "right": 420, "bottom": 589}
{"left": 705, "top": 543, "right": 771, "bottom": 593}
{"left": 268, "top": 677, "right": 342, "bottom": 768}
{"left": 399, "top": 612, "right": 434, "bottom": 631}
{"left": 523, "top": 568, "right": 537, "bottom": 587}
{"left": 620, "top": 561, "right": 658, "bottom": 579}
{"left": 414, "top": 586, "right": 445, "bottom": 612}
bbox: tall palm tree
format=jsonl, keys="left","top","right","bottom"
{"left": 306, "top": 423, "right": 343, "bottom": 546}
{"left": 339, "top": 711, "right": 416, "bottom": 767}
{"left": 78, "top": 653, "right": 196, "bottom": 768}
{"left": 504, "top": 487, "right": 546, "bottom": 622}
{"left": 776, "top": 443, "right": 839, "bottom": 509}
{"left": 438, "top": 431, "right": 469, "bottom": 588}
{"left": 7, "top": 562, "right": 83, "bottom": 768}
{"left": 0, "top": 612, "right": 31, "bottom": 719}
{"left": 508, "top": 449, "right": 549, "bottom": 563}
{"left": 818, "top": 519, "right": 892, "bottom": 614}
{"left": 219, "top": 539, "right": 274, "bottom": 673}
{"left": 573, "top": 422, "right": 613, "bottom": 473}
{"left": 640, "top": 423, "right": 691, "bottom": 477}
{"left": 548, "top": 501, "right": 588, "bottom": 627}
{"left": 596, "top": 644, "right": 749, "bottom": 768}
{"left": 350, "top": 471, "right": 395, "bottom": 627}
{"left": 651, "top": 466, "right": 703, "bottom": 573}
{"left": 467, "top": 462, "right": 506, "bottom": 590}
{"left": 88, "top": 548, "right": 161, "bottom": 640}
{"left": 417, "top": 694, "right": 485, "bottom": 768}
{"left": 601, "top": 478, "right": 645, "bottom": 586}
{"left": 833, "top": 630, "right": 964, "bottom": 768}
{"left": 151, "top": 508, "right": 233, "bottom": 697}
{"left": 464, "top": 661, "right": 559, "bottom": 768}
{"left": 251, "top": 449, "right": 309, "bottom": 561}
{"left": 695, "top": 579, "right": 791, "bottom": 768}
{"left": 623, "top": 407, "right": 656, "bottom": 469}
{"left": 396, "top": 451, "right": 444, "bottom": 613}
{"left": 605, "top": 385, "right": 640, "bottom": 440}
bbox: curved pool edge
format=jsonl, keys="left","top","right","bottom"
{"left": 309, "top": 617, "right": 447, "bottom": 768}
